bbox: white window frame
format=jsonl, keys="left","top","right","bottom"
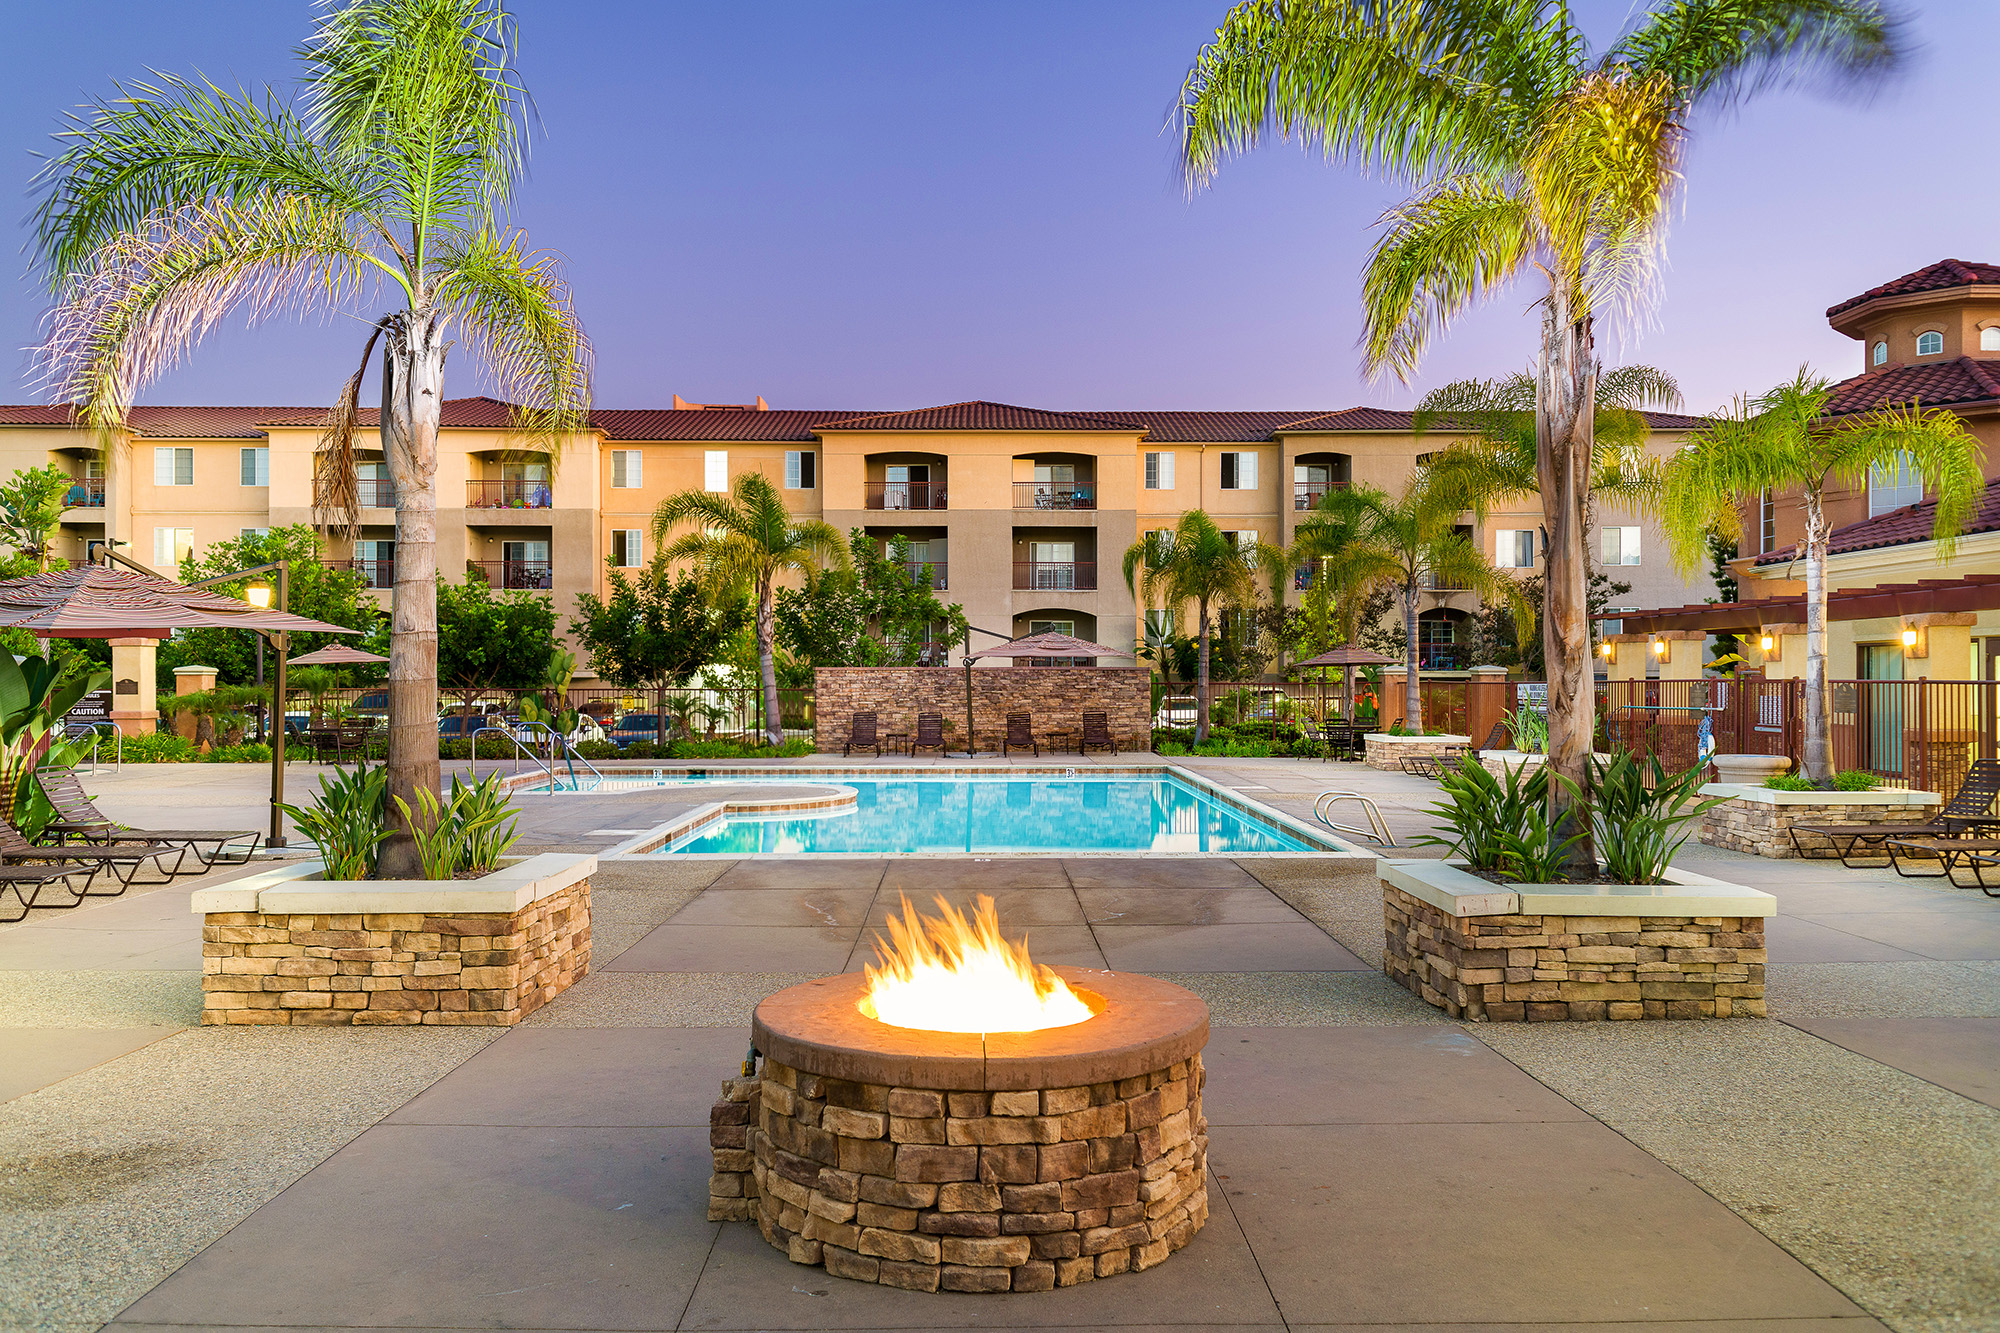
{"left": 784, "top": 450, "right": 816, "bottom": 490}
{"left": 239, "top": 447, "right": 269, "bottom": 487}
{"left": 1982, "top": 327, "right": 2000, "bottom": 352}
{"left": 611, "top": 450, "right": 643, "bottom": 488}
{"left": 1144, "top": 451, "right": 1175, "bottom": 490}
{"left": 1868, "top": 452, "right": 1922, "bottom": 516}
{"left": 1219, "top": 451, "right": 1258, "bottom": 490}
{"left": 1495, "top": 528, "right": 1536, "bottom": 569}
{"left": 1759, "top": 489, "right": 1776, "bottom": 553}
{"left": 611, "top": 529, "right": 643, "bottom": 567}
{"left": 703, "top": 450, "right": 728, "bottom": 493}
{"left": 1600, "top": 526, "right": 1640, "bottom": 566}
{"left": 1872, "top": 340, "right": 1888, "bottom": 366}
{"left": 154, "top": 447, "right": 193, "bottom": 486}
{"left": 153, "top": 527, "right": 193, "bottom": 566}
{"left": 1916, "top": 330, "right": 1944, "bottom": 356}
{"left": 240, "top": 527, "right": 271, "bottom": 541}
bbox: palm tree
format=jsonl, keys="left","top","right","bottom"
{"left": 30, "top": 0, "right": 590, "bottom": 875}
{"left": 1300, "top": 483, "right": 1529, "bottom": 731}
{"left": 1660, "top": 368, "right": 1981, "bottom": 783}
{"left": 1124, "top": 510, "right": 1281, "bottom": 745}
{"left": 1177, "top": 0, "right": 1901, "bottom": 861}
{"left": 654, "top": 473, "right": 848, "bottom": 748}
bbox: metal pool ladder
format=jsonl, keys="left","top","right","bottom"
{"left": 1313, "top": 791, "right": 1396, "bottom": 847}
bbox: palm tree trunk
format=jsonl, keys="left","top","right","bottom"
{"left": 1402, "top": 580, "right": 1422, "bottom": 732}
{"left": 379, "top": 309, "right": 446, "bottom": 878}
{"left": 1537, "top": 286, "right": 1599, "bottom": 870}
{"left": 1195, "top": 599, "right": 1211, "bottom": 746}
{"left": 1801, "top": 489, "right": 1832, "bottom": 783}
{"left": 758, "top": 572, "right": 782, "bottom": 748}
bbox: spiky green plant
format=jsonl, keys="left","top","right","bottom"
{"left": 1176, "top": 0, "right": 1905, "bottom": 868}
{"left": 653, "top": 473, "right": 849, "bottom": 747}
{"left": 1660, "top": 368, "right": 1981, "bottom": 781}
{"left": 30, "top": 0, "right": 591, "bottom": 876}
{"left": 280, "top": 763, "right": 391, "bottom": 880}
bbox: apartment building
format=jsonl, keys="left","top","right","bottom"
{"left": 0, "top": 395, "right": 1709, "bottom": 672}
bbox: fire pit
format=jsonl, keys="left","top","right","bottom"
{"left": 708, "top": 896, "right": 1210, "bottom": 1293}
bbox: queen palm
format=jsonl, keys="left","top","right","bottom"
{"left": 1301, "top": 482, "right": 1530, "bottom": 731}
{"left": 1178, "top": 0, "right": 1901, "bottom": 861}
{"left": 654, "top": 473, "right": 848, "bottom": 748}
{"left": 1124, "top": 511, "right": 1282, "bottom": 745}
{"left": 1661, "top": 368, "right": 1981, "bottom": 783}
{"left": 30, "top": 0, "right": 590, "bottom": 874}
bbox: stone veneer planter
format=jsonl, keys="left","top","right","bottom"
{"left": 1698, "top": 784, "right": 1940, "bottom": 858}
{"left": 1380, "top": 859, "right": 1774, "bottom": 1021}
{"left": 191, "top": 853, "right": 593, "bottom": 1025}
{"left": 1477, "top": 749, "right": 1545, "bottom": 778}
{"left": 1363, "top": 732, "right": 1470, "bottom": 772}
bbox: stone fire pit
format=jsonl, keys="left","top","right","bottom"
{"left": 708, "top": 968, "right": 1209, "bottom": 1292}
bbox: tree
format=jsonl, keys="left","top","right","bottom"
{"left": 1660, "top": 367, "right": 1981, "bottom": 782}
{"left": 1468, "top": 569, "right": 1632, "bottom": 676}
{"left": 167, "top": 526, "right": 376, "bottom": 684}
{"left": 32, "top": 0, "right": 591, "bottom": 874}
{"left": 1301, "top": 483, "right": 1529, "bottom": 731}
{"left": 861, "top": 534, "right": 969, "bottom": 666}
{"left": 1178, "top": 0, "right": 1902, "bottom": 860}
{"left": 571, "top": 555, "right": 753, "bottom": 743}
{"left": 0, "top": 465, "right": 78, "bottom": 573}
{"left": 434, "top": 575, "right": 555, "bottom": 721}
{"left": 653, "top": 472, "right": 847, "bottom": 746}
{"left": 1123, "top": 510, "right": 1281, "bottom": 744}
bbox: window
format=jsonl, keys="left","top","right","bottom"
{"left": 611, "top": 450, "right": 643, "bottom": 488}
{"left": 1917, "top": 330, "right": 1944, "bottom": 356}
{"left": 1869, "top": 452, "right": 1922, "bottom": 516}
{"left": 611, "top": 529, "right": 643, "bottom": 567}
{"left": 1983, "top": 327, "right": 2000, "bottom": 352}
{"left": 152, "top": 527, "right": 193, "bottom": 567}
{"left": 703, "top": 450, "right": 728, "bottom": 492}
{"left": 240, "top": 447, "right": 269, "bottom": 487}
{"left": 240, "top": 527, "right": 270, "bottom": 541}
{"left": 1759, "top": 489, "right": 1776, "bottom": 553}
{"left": 1219, "top": 451, "right": 1258, "bottom": 489}
{"left": 1144, "top": 452, "right": 1175, "bottom": 489}
{"left": 785, "top": 450, "right": 816, "bottom": 489}
{"left": 1873, "top": 340, "right": 1888, "bottom": 366}
{"left": 154, "top": 447, "right": 193, "bottom": 486}
{"left": 1601, "top": 526, "right": 1641, "bottom": 566}
{"left": 1225, "top": 529, "right": 1260, "bottom": 567}
{"left": 1495, "top": 528, "right": 1536, "bottom": 568}
{"left": 1028, "top": 540, "right": 1076, "bottom": 590}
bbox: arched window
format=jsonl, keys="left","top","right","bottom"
{"left": 1917, "top": 330, "right": 1944, "bottom": 356}
{"left": 1872, "top": 340, "right": 1888, "bottom": 366}
{"left": 1982, "top": 327, "right": 2000, "bottom": 352}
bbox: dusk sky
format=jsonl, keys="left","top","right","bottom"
{"left": 3, "top": 0, "right": 1994, "bottom": 418}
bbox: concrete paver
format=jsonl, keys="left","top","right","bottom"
{"left": 0, "top": 1027, "right": 177, "bottom": 1102}
{"left": 1785, "top": 1016, "right": 2000, "bottom": 1110}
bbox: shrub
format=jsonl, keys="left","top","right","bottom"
{"left": 1762, "top": 774, "right": 1814, "bottom": 791}
{"left": 1579, "top": 752, "right": 1726, "bottom": 885}
{"left": 574, "top": 740, "right": 621, "bottom": 760}
{"left": 204, "top": 743, "right": 272, "bottom": 764}
{"left": 394, "top": 772, "right": 521, "bottom": 879}
{"left": 669, "top": 738, "right": 814, "bottom": 759}
{"left": 119, "top": 733, "right": 197, "bottom": 763}
{"left": 1415, "top": 757, "right": 1574, "bottom": 879}
{"left": 279, "top": 763, "right": 391, "bottom": 880}
{"left": 1833, "top": 769, "right": 1882, "bottom": 791}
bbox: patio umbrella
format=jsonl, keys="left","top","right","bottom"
{"left": 0, "top": 565, "right": 359, "bottom": 639}
{"left": 953, "top": 631, "right": 1133, "bottom": 756}
{"left": 1292, "top": 644, "right": 1396, "bottom": 725}
{"left": 286, "top": 643, "right": 386, "bottom": 667}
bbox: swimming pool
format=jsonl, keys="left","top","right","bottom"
{"left": 645, "top": 772, "right": 1319, "bottom": 855}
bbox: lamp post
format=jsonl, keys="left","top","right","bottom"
{"left": 187, "top": 562, "right": 290, "bottom": 849}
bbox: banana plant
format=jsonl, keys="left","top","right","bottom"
{"left": 0, "top": 653, "right": 109, "bottom": 826}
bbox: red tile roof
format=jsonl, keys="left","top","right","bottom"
{"left": 815, "top": 401, "right": 1150, "bottom": 432}
{"left": 1752, "top": 476, "right": 2000, "bottom": 566}
{"left": 1084, "top": 411, "right": 1320, "bottom": 442}
{"left": 591, "top": 408, "right": 876, "bottom": 442}
{"left": 1823, "top": 357, "right": 2000, "bottom": 417}
{"left": 1827, "top": 259, "right": 2000, "bottom": 318}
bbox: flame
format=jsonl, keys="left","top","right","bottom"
{"left": 860, "top": 894, "right": 1096, "bottom": 1033}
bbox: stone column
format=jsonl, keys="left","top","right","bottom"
{"left": 108, "top": 637, "right": 159, "bottom": 738}
{"left": 1377, "top": 665, "right": 1408, "bottom": 732}
{"left": 1466, "top": 665, "right": 1510, "bottom": 749}
{"left": 173, "top": 664, "right": 218, "bottom": 742}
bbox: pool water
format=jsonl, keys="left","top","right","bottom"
{"left": 661, "top": 775, "right": 1313, "bottom": 855}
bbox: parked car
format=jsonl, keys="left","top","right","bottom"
{"left": 438, "top": 713, "right": 518, "bottom": 741}
{"left": 606, "top": 712, "right": 670, "bottom": 748}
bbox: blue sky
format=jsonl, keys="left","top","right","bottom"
{"left": 3, "top": 0, "right": 1994, "bottom": 416}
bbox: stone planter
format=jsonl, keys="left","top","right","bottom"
{"left": 1709, "top": 754, "right": 1792, "bottom": 783}
{"left": 1379, "top": 859, "right": 1774, "bottom": 1021}
{"left": 1363, "top": 732, "right": 1470, "bottom": 773}
{"left": 1477, "top": 749, "right": 1545, "bottom": 778}
{"left": 1698, "top": 784, "right": 1940, "bottom": 858}
{"left": 191, "top": 853, "right": 594, "bottom": 1026}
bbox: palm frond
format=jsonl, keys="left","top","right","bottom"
{"left": 314, "top": 316, "right": 393, "bottom": 538}
{"left": 1360, "top": 173, "right": 1534, "bottom": 380}
{"left": 1820, "top": 403, "right": 1986, "bottom": 558}
{"left": 432, "top": 228, "right": 591, "bottom": 453}
{"left": 1612, "top": 0, "right": 1903, "bottom": 106}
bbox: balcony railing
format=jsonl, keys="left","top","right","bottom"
{"left": 1420, "top": 572, "right": 1471, "bottom": 592}
{"left": 328, "top": 558, "right": 394, "bottom": 589}
{"left": 865, "top": 482, "right": 947, "bottom": 510}
{"left": 357, "top": 477, "right": 396, "bottom": 508}
{"left": 1294, "top": 482, "right": 1341, "bottom": 510}
{"left": 1013, "top": 561, "right": 1096, "bottom": 591}
{"left": 467, "top": 479, "right": 553, "bottom": 509}
{"left": 469, "top": 559, "right": 553, "bottom": 590}
{"left": 1417, "top": 643, "right": 1468, "bottom": 670}
{"left": 1013, "top": 482, "right": 1096, "bottom": 510}
{"left": 898, "top": 561, "right": 947, "bottom": 590}
{"left": 63, "top": 478, "right": 105, "bottom": 508}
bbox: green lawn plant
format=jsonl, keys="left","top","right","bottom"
{"left": 1415, "top": 756, "right": 1550, "bottom": 877}
{"left": 1503, "top": 705, "right": 1548, "bottom": 754}
{"left": 1577, "top": 752, "right": 1725, "bottom": 885}
{"left": 1764, "top": 769, "right": 1881, "bottom": 792}
{"left": 280, "top": 763, "right": 391, "bottom": 881}
{"left": 393, "top": 771, "right": 519, "bottom": 879}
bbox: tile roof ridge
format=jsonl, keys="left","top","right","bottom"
{"left": 1959, "top": 356, "right": 2000, "bottom": 399}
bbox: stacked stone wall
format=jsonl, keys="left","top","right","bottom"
{"left": 199, "top": 881, "right": 589, "bottom": 1025}
{"left": 813, "top": 667, "right": 1150, "bottom": 754}
{"left": 1382, "top": 884, "right": 1764, "bottom": 1021}
{"left": 709, "top": 1056, "right": 1208, "bottom": 1292}
{"left": 1363, "top": 734, "right": 1467, "bottom": 772}
{"left": 1700, "top": 796, "right": 1940, "bottom": 858}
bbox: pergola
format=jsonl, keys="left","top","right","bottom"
{"left": 1602, "top": 575, "right": 2000, "bottom": 635}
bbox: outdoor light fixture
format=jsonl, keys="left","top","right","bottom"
{"left": 1759, "top": 633, "right": 1774, "bottom": 652}
{"left": 1652, "top": 638, "right": 1668, "bottom": 657}
{"left": 1599, "top": 641, "right": 1613, "bottom": 658}
{"left": 1902, "top": 627, "right": 1919, "bottom": 647}
{"left": 245, "top": 581, "right": 273, "bottom": 609}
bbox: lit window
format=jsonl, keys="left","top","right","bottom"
{"left": 153, "top": 447, "right": 193, "bottom": 486}
{"left": 611, "top": 450, "right": 643, "bottom": 488}
{"left": 240, "top": 527, "right": 270, "bottom": 541}
{"left": 152, "top": 527, "right": 193, "bottom": 566}
{"left": 1144, "top": 452, "right": 1174, "bottom": 490}
{"left": 611, "top": 530, "right": 643, "bottom": 567}
{"left": 1868, "top": 452, "right": 1922, "bottom": 516}
{"left": 1983, "top": 327, "right": 2000, "bottom": 352}
{"left": 1232, "top": 529, "right": 1259, "bottom": 567}
{"left": 1872, "top": 341, "right": 1888, "bottom": 366}
{"left": 1600, "top": 526, "right": 1641, "bottom": 566}
{"left": 239, "top": 447, "right": 269, "bottom": 487}
{"left": 1495, "top": 528, "right": 1536, "bottom": 568}
{"left": 703, "top": 451, "right": 728, "bottom": 493}
{"left": 784, "top": 450, "right": 816, "bottom": 489}
{"left": 1219, "top": 451, "right": 1258, "bottom": 489}
{"left": 1917, "top": 330, "right": 1944, "bottom": 356}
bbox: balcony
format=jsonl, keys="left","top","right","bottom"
{"left": 467, "top": 479, "right": 552, "bottom": 509}
{"left": 1013, "top": 561, "right": 1096, "bottom": 591}
{"left": 1013, "top": 482, "right": 1096, "bottom": 511}
{"left": 1294, "top": 482, "right": 1341, "bottom": 510}
{"left": 1420, "top": 571, "right": 1471, "bottom": 592}
{"left": 898, "top": 561, "right": 947, "bottom": 591}
{"left": 1417, "top": 642, "right": 1468, "bottom": 670}
{"left": 357, "top": 477, "right": 396, "bottom": 508}
{"left": 327, "top": 558, "right": 394, "bottom": 589}
{"left": 469, "top": 560, "right": 553, "bottom": 590}
{"left": 866, "top": 482, "right": 947, "bottom": 511}
{"left": 63, "top": 478, "right": 105, "bottom": 509}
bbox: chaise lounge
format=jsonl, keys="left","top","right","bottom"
{"left": 34, "top": 766, "right": 260, "bottom": 868}
{"left": 1789, "top": 758, "right": 2000, "bottom": 865}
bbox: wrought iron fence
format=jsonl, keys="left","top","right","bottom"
{"left": 286, "top": 685, "right": 816, "bottom": 746}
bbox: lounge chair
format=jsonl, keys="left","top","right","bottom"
{"left": 34, "top": 767, "right": 260, "bottom": 868}
{"left": 1401, "top": 744, "right": 1467, "bottom": 780}
{"left": 1468, "top": 721, "right": 1511, "bottom": 757}
{"left": 1080, "top": 712, "right": 1118, "bottom": 756}
{"left": 844, "top": 711, "right": 884, "bottom": 758}
{"left": 1790, "top": 758, "right": 2000, "bottom": 866}
{"left": 0, "top": 821, "right": 187, "bottom": 887}
{"left": 1004, "top": 713, "right": 1039, "bottom": 757}
{"left": 910, "top": 712, "right": 947, "bottom": 757}
{"left": 0, "top": 863, "right": 112, "bottom": 923}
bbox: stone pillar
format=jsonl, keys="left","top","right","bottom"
{"left": 1466, "top": 665, "right": 1510, "bottom": 749}
{"left": 109, "top": 637, "right": 159, "bottom": 738}
{"left": 1377, "top": 665, "right": 1408, "bottom": 732}
{"left": 173, "top": 664, "right": 217, "bottom": 742}
{"left": 1604, "top": 634, "right": 1648, "bottom": 684}
{"left": 1754, "top": 623, "right": 1807, "bottom": 680}
{"left": 1654, "top": 630, "right": 1707, "bottom": 683}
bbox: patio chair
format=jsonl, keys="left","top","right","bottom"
{"left": 910, "top": 712, "right": 947, "bottom": 757}
{"left": 0, "top": 863, "right": 113, "bottom": 923}
{"left": 844, "top": 711, "right": 884, "bottom": 758}
{"left": 1299, "top": 720, "right": 1329, "bottom": 762}
{"left": 1790, "top": 758, "right": 2000, "bottom": 866}
{"left": 1004, "top": 713, "right": 1039, "bottom": 757}
{"left": 1469, "top": 721, "right": 1511, "bottom": 757}
{"left": 0, "top": 820, "right": 187, "bottom": 888}
{"left": 34, "top": 767, "right": 259, "bottom": 868}
{"left": 1080, "top": 712, "right": 1117, "bottom": 756}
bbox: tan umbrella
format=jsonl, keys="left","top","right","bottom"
{"left": 286, "top": 643, "right": 386, "bottom": 667}
{"left": 0, "top": 566, "right": 358, "bottom": 639}
{"left": 1292, "top": 644, "right": 1396, "bottom": 725}
{"left": 968, "top": 631, "right": 1131, "bottom": 660}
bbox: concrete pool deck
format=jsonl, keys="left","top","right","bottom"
{"left": 0, "top": 755, "right": 1995, "bottom": 1332}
